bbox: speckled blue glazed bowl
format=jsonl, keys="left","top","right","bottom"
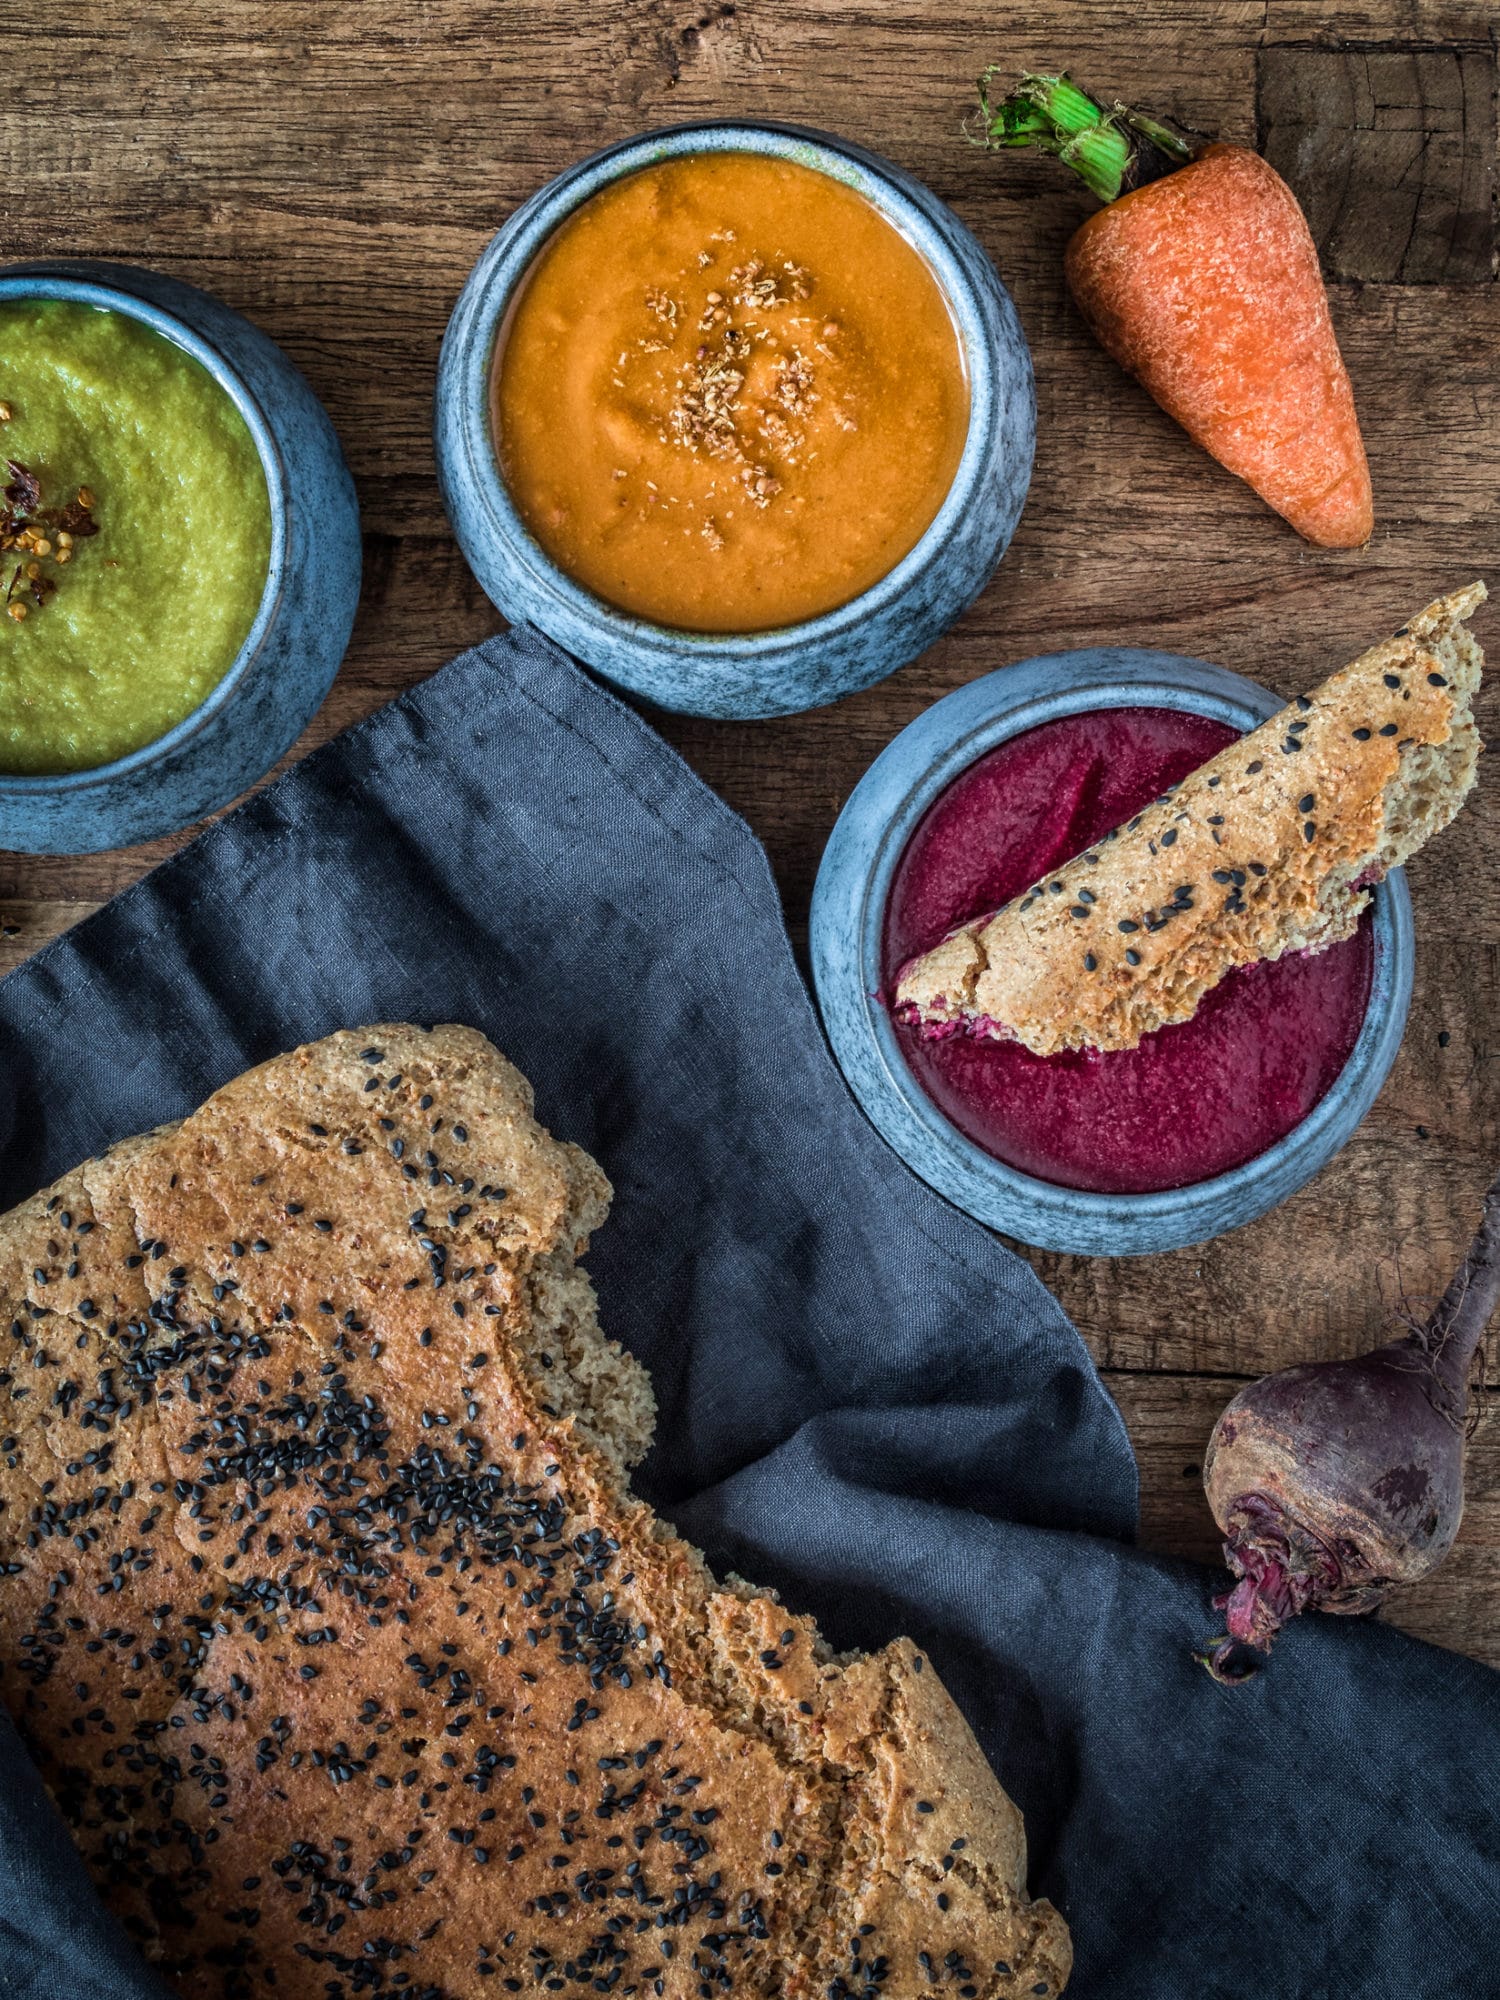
{"left": 435, "top": 121, "right": 1035, "bottom": 720}
{"left": 0, "top": 263, "right": 361, "bottom": 855}
{"left": 811, "top": 649, "right": 1414, "bottom": 1256}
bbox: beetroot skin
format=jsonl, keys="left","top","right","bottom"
{"left": 1202, "top": 1165, "right": 1500, "bottom": 1678}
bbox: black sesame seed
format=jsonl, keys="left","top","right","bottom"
{"left": 1083, "top": 954, "right": 1097, "bottom": 972}
{"left": 1304, "top": 821, "right": 1316, "bottom": 842}
{"left": 1383, "top": 673, "right": 1401, "bottom": 689}
{"left": 1298, "top": 794, "right": 1315, "bottom": 813}
{"left": 1380, "top": 723, "right": 1398, "bottom": 736}
{"left": 1161, "top": 829, "right": 1177, "bottom": 846}
{"left": 1118, "top": 919, "right": 1139, "bottom": 934}
{"left": 1353, "top": 727, "right": 1372, "bottom": 741}
{"left": 1247, "top": 759, "right": 1263, "bottom": 774}
{"left": 1125, "top": 950, "right": 1141, "bottom": 967}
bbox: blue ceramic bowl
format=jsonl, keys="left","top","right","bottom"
{"left": 811, "top": 649, "right": 1414, "bottom": 1256}
{"left": 0, "top": 263, "right": 361, "bottom": 854}
{"left": 435, "top": 121, "right": 1035, "bottom": 720}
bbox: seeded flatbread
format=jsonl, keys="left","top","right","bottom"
{"left": 0, "top": 1024, "right": 1070, "bottom": 2000}
{"left": 896, "top": 584, "right": 1485, "bottom": 1056}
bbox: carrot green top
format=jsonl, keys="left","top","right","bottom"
{"left": 972, "top": 70, "right": 1194, "bottom": 204}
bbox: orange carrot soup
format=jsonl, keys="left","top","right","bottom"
{"left": 492, "top": 153, "right": 970, "bottom": 633}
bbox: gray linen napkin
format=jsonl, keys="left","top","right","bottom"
{"left": 0, "top": 627, "right": 1495, "bottom": 2000}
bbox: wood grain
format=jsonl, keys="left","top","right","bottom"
{"left": 1259, "top": 43, "right": 1495, "bottom": 282}
{"left": 0, "top": 0, "right": 1497, "bottom": 1669}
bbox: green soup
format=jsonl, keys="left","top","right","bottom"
{"left": 0, "top": 299, "right": 273, "bottom": 775}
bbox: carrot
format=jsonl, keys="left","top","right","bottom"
{"left": 975, "top": 71, "right": 1373, "bottom": 549}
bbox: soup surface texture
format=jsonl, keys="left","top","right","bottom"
{"left": 883, "top": 707, "right": 1375, "bottom": 1195}
{"left": 493, "top": 152, "right": 969, "bottom": 632}
{"left": 0, "top": 298, "right": 271, "bottom": 775}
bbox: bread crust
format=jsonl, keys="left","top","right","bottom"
{"left": 0, "top": 1024, "right": 1070, "bottom": 2000}
{"left": 896, "top": 585, "right": 1485, "bottom": 1055}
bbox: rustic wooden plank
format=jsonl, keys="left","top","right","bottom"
{"left": 1259, "top": 44, "right": 1496, "bottom": 282}
{"left": 1266, "top": 2, "right": 1500, "bottom": 44}
{"left": 0, "top": 902, "right": 98, "bottom": 979}
{"left": 1111, "top": 1370, "right": 1500, "bottom": 1668}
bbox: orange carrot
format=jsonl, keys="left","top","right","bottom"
{"left": 976, "top": 73, "right": 1373, "bottom": 548}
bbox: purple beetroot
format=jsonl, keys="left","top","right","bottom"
{"left": 1201, "top": 1163, "right": 1500, "bottom": 1680}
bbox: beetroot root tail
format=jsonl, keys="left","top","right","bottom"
{"left": 1194, "top": 1635, "right": 1264, "bottom": 1685}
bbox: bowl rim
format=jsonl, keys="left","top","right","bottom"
{"left": 443, "top": 116, "right": 1011, "bottom": 657}
{"left": 0, "top": 270, "right": 288, "bottom": 793}
{"left": 810, "top": 646, "right": 1415, "bottom": 1257}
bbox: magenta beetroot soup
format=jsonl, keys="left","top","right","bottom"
{"left": 882, "top": 706, "right": 1375, "bottom": 1196}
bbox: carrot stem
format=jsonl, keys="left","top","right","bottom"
{"left": 973, "top": 68, "right": 1193, "bottom": 204}
{"left": 1117, "top": 106, "right": 1195, "bottom": 164}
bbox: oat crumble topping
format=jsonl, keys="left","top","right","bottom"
{"left": 617, "top": 238, "right": 851, "bottom": 523}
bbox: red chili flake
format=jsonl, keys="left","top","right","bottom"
{"left": 54, "top": 497, "right": 99, "bottom": 539}
{"left": 4, "top": 460, "right": 40, "bottom": 514}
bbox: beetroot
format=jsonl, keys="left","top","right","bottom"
{"left": 1201, "top": 1163, "right": 1500, "bottom": 1680}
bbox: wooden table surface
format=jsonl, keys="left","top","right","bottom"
{"left": 3, "top": 2, "right": 1497, "bottom": 1667}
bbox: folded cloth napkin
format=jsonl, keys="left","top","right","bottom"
{"left": 0, "top": 627, "right": 1496, "bottom": 2000}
